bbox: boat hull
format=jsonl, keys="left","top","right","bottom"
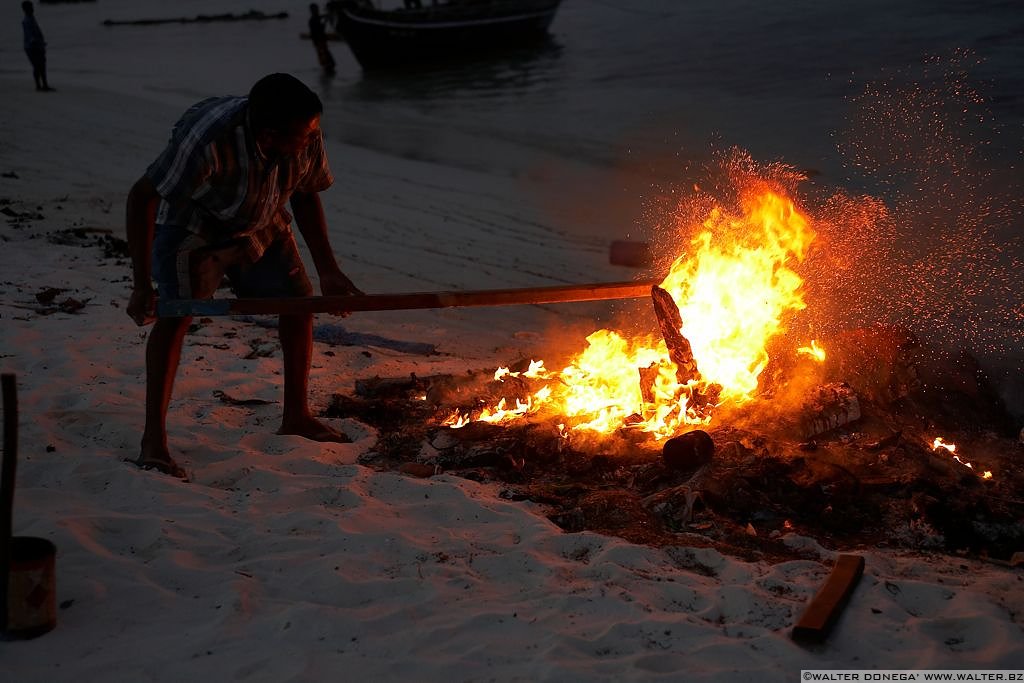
{"left": 332, "top": 1, "right": 562, "bottom": 69}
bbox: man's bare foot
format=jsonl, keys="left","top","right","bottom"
{"left": 133, "top": 440, "right": 189, "bottom": 480}
{"left": 277, "top": 417, "right": 351, "bottom": 443}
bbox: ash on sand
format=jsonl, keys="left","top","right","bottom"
{"left": 328, "top": 327, "right": 1024, "bottom": 565}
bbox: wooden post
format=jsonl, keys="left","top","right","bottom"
{"left": 1, "top": 374, "right": 18, "bottom": 633}
{"left": 1, "top": 375, "right": 58, "bottom": 640}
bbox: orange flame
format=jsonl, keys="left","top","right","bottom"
{"left": 446, "top": 187, "right": 816, "bottom": 440}
{"left": 931, "top": 437, "right": 993, "bottom": 479}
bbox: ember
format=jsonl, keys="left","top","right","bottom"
{"left": 797, "top": 340, "right": 826, "bottom": 362}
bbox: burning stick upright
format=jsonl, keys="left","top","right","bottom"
{"left": 650, "top": 285, "right": 721, "bottom": 413}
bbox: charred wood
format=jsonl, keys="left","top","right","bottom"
{"left": 650, "top": 286, "right": 700, "bottom": 384}
{"left": 799, "top": 383, "right": 861, "bottom": 438}
{"left": 644, "top": 485, "right": 707, "bottom": 528}
{"left": 662, "top": 430, "right": 715, "bottom": 471}
{"left": 638, "top": 363, "right": 660, "bottom": 406}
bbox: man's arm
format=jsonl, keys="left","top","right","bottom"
{"left": 290, "top": 190, "right": 362, "bottom": 296}
{"left": 126, "top": 175, "right": 161, "bottom": 325}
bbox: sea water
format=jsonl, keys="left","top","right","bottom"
{"left": 322, "top": 0, "right": 1022, "bottom": 183}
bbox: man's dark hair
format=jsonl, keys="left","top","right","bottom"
{"left": 22, "top": 2, "right": 34, "bottom": 13}
{"left": 248, "top": 73, "right": 323, "bottom": 132}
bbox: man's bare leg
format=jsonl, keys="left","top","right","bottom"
{"left": 138, "top": 316, "right": 191, "bottom": 476}
{"left": 277, "top": 313, "right": 349, "bottom": 442}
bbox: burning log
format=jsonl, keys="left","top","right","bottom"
{"left": 650, "top": 286, "right": 721, "bottom": 411}
{"left": 799, "top": 383, "right": 861, "bottom": 439}
{"left": 638, "top": 363, "right": 660, "bottom": 406}
{"left": 650, "top": 286, "right": 699, "bottom": 384}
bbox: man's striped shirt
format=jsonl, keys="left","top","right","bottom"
{"left": 145, "top": 96, "right": 333, "bottom": 261}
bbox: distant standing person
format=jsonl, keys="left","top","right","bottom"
{"left": 22, "top": 1, "right": 52, "bottom": 91}
{"left": 308, "top": 4, "right": 336, "bottom": 74}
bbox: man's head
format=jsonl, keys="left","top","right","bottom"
{"left": 248, "top": 73, "right": 324, "bottom": 159}
{"left": 22, "top": 2, "right": 34, "bottom": 16}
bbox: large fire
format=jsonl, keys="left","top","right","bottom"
{"left": 443, "top": 185, "right": 819, "bottom": 440}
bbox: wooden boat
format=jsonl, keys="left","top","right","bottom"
{"left": 325, "top": 0, "right": 563, "bottom": 70}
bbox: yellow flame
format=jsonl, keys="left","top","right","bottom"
{"left": 797, "top": 340, "right": 827, "bottom": 362}
{"left": 493, "top": 360, "right": 551, "bottom": 382}
{"left": 931, "top": 437, "right": 992, "bottom": 479}
{"left": 660, "top": 190, "right": 814, "bottom": 399}
{"left": 446, "top": 187, "right": 815, "bottom": 439}
{"left": 443, "top": 411, "right": 471, "bottom": 429}
{"left": 523, "top": 360, "right": 549, "bottom": 378}
{"left": 556, "top": 330, "right": 703, "bottom": 438}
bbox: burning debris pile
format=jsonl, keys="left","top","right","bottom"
{"left": 331, "top": 327, "right": 1022, "bottom": 563}
{"left": 327, "top": 173, "right": 1023, "bottom": 563}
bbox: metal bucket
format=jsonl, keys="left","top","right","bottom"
{"left": 4, "top": 536, "right": 56, "bottom": 639}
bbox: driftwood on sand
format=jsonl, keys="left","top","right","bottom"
{"left": 102, "top": 10, "right": 288, "bottom": 27}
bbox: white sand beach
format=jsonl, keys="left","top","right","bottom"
{"left": 1, "top": 1, "right": 1022, "bottom": 681}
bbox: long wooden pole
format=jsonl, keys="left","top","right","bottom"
{"left": 157, "top": 279, "right": 661, "bottom": 317}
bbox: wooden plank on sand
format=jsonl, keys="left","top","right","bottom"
{"left": 791, "top": 553, "right": 865, "bottom": 644}
{"left": 157, "top": 279, "right": 661, "bottom": 317}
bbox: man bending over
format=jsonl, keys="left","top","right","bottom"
{"left": 126, "top": 73, "right": 361, "bottom": 479}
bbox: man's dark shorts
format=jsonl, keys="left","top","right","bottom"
{"left": 25, "top": 47, "right": 45, "bottom": 70}
{"left": 152, "top": 227, "right": 313, "bottom": 301}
